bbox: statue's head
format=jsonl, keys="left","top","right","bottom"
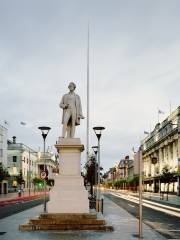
{"left": 68, "top": 82, "right": 76, "bottom": 91}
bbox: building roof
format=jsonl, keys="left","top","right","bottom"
{"left": 141, "top": 106, "right": 180, "bottom": 153}
{"left": 8, "top": 141, "right": 37, "bottom": 154}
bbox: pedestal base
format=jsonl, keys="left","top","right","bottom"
{"left": 47, "top": 175, "right": 89, "bottom": 213}
{"left": 47, "top": 138, "right": 89, "bottom": 213}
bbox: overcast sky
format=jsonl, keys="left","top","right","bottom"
{"left": 1, "top": 0, "right": 180, "bottom": 171}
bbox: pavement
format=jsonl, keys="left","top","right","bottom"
{"left": 106, "top": 191, "right": 180, "bottom": 239}
{"left": 0, "top": 196, "right": 165, "bottom": 240}
{"left": 0, "top": 190, "right": 44, "bottom": 201}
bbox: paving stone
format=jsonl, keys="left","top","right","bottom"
{"left": 0, "top": 197, "right": 166, "bottom": 240}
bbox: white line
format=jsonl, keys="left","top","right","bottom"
{"left": 110, "top": 192, "right": 180, "bottom": 218}
{"left": 128, "top": 204, "right": 135, "bottom": 208}
{"left": 112, "top": 191, "right": 180, "bottom": 213}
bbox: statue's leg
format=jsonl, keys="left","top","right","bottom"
{"left": 70, "top": 110, "right": 76, "bottom": 138}
{"left": 67, "top": 126, "right": 71, "bottom": 138}
{"left": 62, "top": 110, "right": 71, "bottom": 138}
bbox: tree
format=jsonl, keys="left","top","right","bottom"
{"left": 160, "top": 166, "right": 176, "bottom": 200}
{"left": 16, "top": 169, "right": 24, "bottom": 186}
{"left": 0, "top": 163, "right": 9, "bottom": 182}
{"left": 32, "top": 177, "right": 44, "bottom": 191}
{"left": 107, "top": 176, "right": 139, "bottom": 192}
{"left": 84, "top": 154, "right": 97, "bottom": 196}
{"left": 46, "top": 178, "right": 54, "bottom": 187}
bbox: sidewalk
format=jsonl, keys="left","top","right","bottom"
{"left": 0, "top": 191, "right": 44, "bottom": 201}
{"left": 0, "top": 197, "right": 165, "bottom": 240}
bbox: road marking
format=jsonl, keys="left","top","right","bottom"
{"left": 168, "top": 230, "right": 180, "bottom": 232}
{"left": 128, "top": 204, "right": 135, "bottom": 208}
{"left": 111, "top": 191, "right": 180, "bottom": 212}
{"left": 110, "top": 192, "right": 180, "bottom": 218}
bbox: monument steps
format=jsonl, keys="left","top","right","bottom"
{"left": 19, "top": 213, "right": 113, "bottom": 232}
{"left": 20, "top": 224, "right": 113, "bottom": 231}
{"left": 39, "top": 213, "right": 97, "bottom": 220}
{"left": 29, "top": 219, "right": 106, "bottom": 225}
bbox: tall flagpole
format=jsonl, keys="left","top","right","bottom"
{"left": 169, "top": 100, "right": 172, "bottom": 115}
{"left": 86, "top": 23, "right": 90, "bottom": 163}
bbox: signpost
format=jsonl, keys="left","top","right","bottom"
{"left": 40, "top": 171, "right": 47, "bottom": 180}
{"left": 178, "top": 158, "right": 180, "bottom": 175}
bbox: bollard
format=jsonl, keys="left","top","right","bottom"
{"left": 101, "top": 198, "right": 104, "bottom": 214}
{"left": 18, "top": 189, "right": 21, "bottom": 197}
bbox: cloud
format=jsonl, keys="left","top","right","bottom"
{"left": 0, "top": 0, "right": 180, "bottom": 171}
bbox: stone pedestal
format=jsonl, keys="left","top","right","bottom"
{"left": 19, "top": 138, "right": 113, "bottom": 232}
{"left": 47, "top": 138, "right": 89, "bottom": 213}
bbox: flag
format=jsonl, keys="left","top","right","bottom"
{"left": 158, "top": 110, "right": 165, "bottom": 114}
{"left": 144, "top": 131, "right": 149, "bottom": 135}
{"left": 4, "top": 120, "right": 9, "bottom": 126}
{"left": 132, "top": 147, "right": 136, "bottom": 154}
{"left": 20, "top": 121, "right": 26, "bottom": 126}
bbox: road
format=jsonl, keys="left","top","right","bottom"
{"left": 0, "top": 195, "right": 48, "bottom": 219}
{"left": 105, "top": 191, "right": 180, "bottom": 239}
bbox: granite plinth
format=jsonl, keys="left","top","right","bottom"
{"left": 47, "top": 138, "right": 89, "bottom": 213}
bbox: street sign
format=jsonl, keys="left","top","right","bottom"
{"left": 27, "top": 170, "right": 32, "bottom": 178}
{"left": 40, "top": 171, "right": 47, "bottom": 179}
{"left": 12, "top": 180, "right": 17, "bottom": 187}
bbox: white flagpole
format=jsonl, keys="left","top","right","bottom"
{"left": 139, "top": 147, "right": 143, "bottom": 238}
{"left": 86, "top": 23, "right": 90, "bottom": 163}
{"left": 149, "top": 122, "right": 152, "bottom": 133}
{"left": 169, "top": 101, "right": 172, "bottom": 115}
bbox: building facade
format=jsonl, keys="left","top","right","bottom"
{"left": 118, "top": 156, "right": 133, "bottom": 179}
{"left": 36, "top": 152, "right": 57, "bottom": 180}
{"left": 141, "top": 107, "right": 180, "bottom": 193}
{"left": 104, "top": 156, "right": 134, "bottom": 183}
{"left": 0, "top": 125, "right": 8, "bottom": 193}
{"left": 7, "top": 136, "right": 38, "bottom": 192}
{"left": 0, "top": 125, "right": 8, "bottom": 167}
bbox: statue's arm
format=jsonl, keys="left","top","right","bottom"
{"left": 59, "top": 95, "right": 66, "bottom": 109}
{"left": 78, "top": 95, "right": 85, "bottom": 119}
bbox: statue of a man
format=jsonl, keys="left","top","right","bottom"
{"left": 60, "top": 82, "right": 84, "bottom": 138}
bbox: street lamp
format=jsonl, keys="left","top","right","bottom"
{"left": 92, "top": 146, "right": 98, "bottom": 198}
{"left": 38, "top": 126, "right": 51, "bottom": 212}
{"left": 93, "top": 126, "right": 105, "bottom": 212}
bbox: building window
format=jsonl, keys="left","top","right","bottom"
{"left": 170, "top": 144, "right": 173, "bottom": 159}
{"left": 162, "top": 148, "right": 164, "bottom": 161}
{"left": 0, "top": 149, "right": 3, "bottom": 157}
{"left": 13, "top": 156, "right": 17, "bottom": 162}
{"left": 166, "top": 146, "right": 168, "bottom": 159}
{"left": 0, "top": 134, "right": 3, "bottom": 143}
{"left": 175, "top": 141, "right": 178, "bottom": 157}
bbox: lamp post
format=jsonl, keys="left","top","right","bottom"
{"left": 28, "top": 150, "right": 31, "bottom": 196}
{"left": 38, "top": 126, "right": 51, "bottom": 212}
{"left": 139, "top": 147, "right": 143, "bottom": 239}
{"left": 92, "top": 146, "right": 98, "bottom": 198}
{"left": 93, "top": 126, "right": 105, "bottom": 212}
